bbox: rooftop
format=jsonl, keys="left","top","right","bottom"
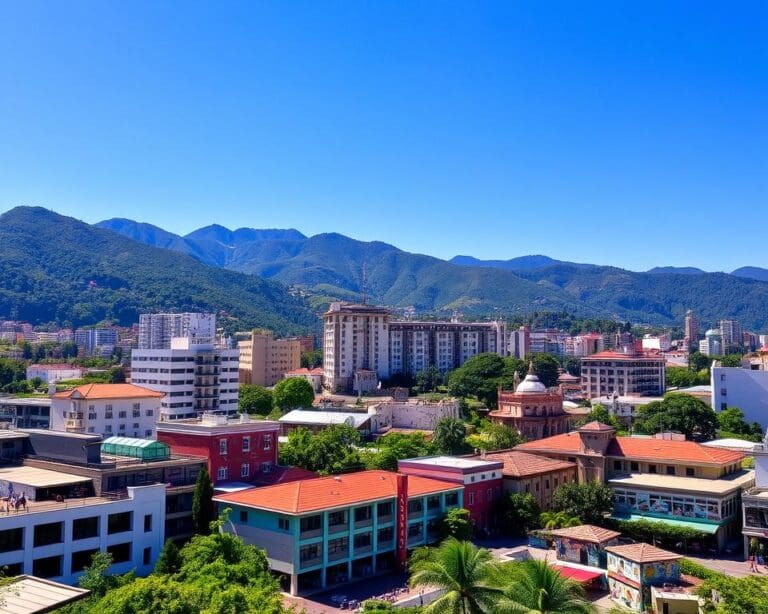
{"left": 214, "top": 470, "right": 461, "bottom": 514}
{"left": 701, "top": 438, "right": 759, "bottom": 452}
{"left": 157, "top": 414, "right": 280, "bottom": 434}
{"left": 605, "top": 542, "right": 681, "bottom": 563}
{"left": 607, "top": 470, "right": 754, "bottom": 496}
{"left": 0, "top": 575, "right": 89, "bottom": 613}
{"left": 548, "top": 524, "right": 621, "bottom": 544}
{"left": 473, "top": 450, "right": 576, "bottom": 478}
{"left": 0, "top": 397, "right": 52, "bottom": 407}
{"left": 517, "top": 432, "right": 746, "bottom": 465}
{"left": 53, "top": 383, "right": 164, "bottom": 400}
{"left": 0, "top": 466, "right": 90, "bottom": 488}
{"left": 582, "top": 351, "right": 664, "bottom": 362}
{"left": 278, "top": 410, "right": 373, "bottom": 428}
{"left": 399, "top": 456, "right": 502, "bottom": 471}
{"left": 27, "top": 364, "right": 83, "bottom": 371}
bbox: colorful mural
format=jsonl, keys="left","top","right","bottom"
{"left": 555, "top": 537, "right": 611, "bottom": 568}
{"left": 642, "top": 560, "right": 680, "bottom": 585}
{"left": 609, "top": 577, "right": 641, "bottom": 611}
{"left": 607, "top": 553, "right": 641, "bottom": 584}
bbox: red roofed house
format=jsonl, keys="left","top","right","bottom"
{"left": 517, "top": 422, "right": 754, "bottom": 550}
{"left": 580, "top": 349, "right": 666, "bottom": 398}
{"left": 213, "top": 470, "right": 463, "bottom": 595}
{"left": 51, "top": 383, "right": 164, "bottom": 438}
{"left": 283, "top": 367, "right": 324, "bottom": 392}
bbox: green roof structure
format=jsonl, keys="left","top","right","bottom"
{"left": 101, "top": 436, "right": 170, "bottom": 461}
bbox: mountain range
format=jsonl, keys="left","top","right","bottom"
{"left": 94, "top": 215, "right": 768, "bottom": 329}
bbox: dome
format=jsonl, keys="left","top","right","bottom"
{"left": 516, "top": 362, "right": 547, "bottom": 394}
{"left": 705, "top": 329, "right": 720, "bottom": 337}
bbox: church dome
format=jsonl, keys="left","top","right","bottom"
{"left": 516, "top": 363, "right": 547, "bottom": 394}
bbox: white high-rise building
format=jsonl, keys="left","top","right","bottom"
{"left": 130, "top": 338, "right": 239, "bottom": 421}
{"left": 719, "top": 319, "right": 743, "bottom": 353}
{"left": 323, "top": 303, "right": 390, "bottom": 393}
{"left": 138, "top": 313, "right": 216, "bottom": 349}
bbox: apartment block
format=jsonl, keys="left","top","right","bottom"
{"left": 238, "top": 330, "right": 302, "bottom": 387}
{"left": 580, "top": 350, "right": 666, "bottom": 398}
{"left": 138, "top": 312, "right": 216, "bottom": 349}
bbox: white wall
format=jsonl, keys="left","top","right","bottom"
{"left": 0, "top": 484, "right": 165, "bottom": 585}
{"left": 712, "top": 367, "right": 768, "bottom": 427}
{"left": 51, "top": 396, "right": 162, "bottom": 438}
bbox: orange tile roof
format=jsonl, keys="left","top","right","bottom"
{"left": 579, "top": 421, "right": 615, "bottom": 432}
{"left": 53, "top": 383, "right": 164, "bottom": 400}
{"left": 478, "top": 450, "right": 576, "bottom": 478}
{"left": 517, "top": 433, "right": 745, "bottom": 466}
{"left": 605, "top": 543, "right": 681, "bottom": 563}
{"left": 548, "top": 524, "right": 621, "bottom": 544}
{"left": 213, "top": 470, "right": 461, "bottom": 514}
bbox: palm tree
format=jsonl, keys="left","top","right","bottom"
{"left": 492, "top": 559, "right": 595, "bottom": 614}
{"left": 539, "top": 511, "right": 582, "bottom": 530}
{"left": 409, "top": 538, "right": 501, "bottom": 614}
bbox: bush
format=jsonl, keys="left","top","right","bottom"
{"left": 679, "top": 558, "right": 725, "bottom": 581}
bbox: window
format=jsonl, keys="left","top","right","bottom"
{"left": 88, "top": 412, "right": 97, "bottom": 420}
{"left": 328, "top": 537, "right": 348, "bottom": 555}
{"left": 105, "top": 404, "right": 113, "bottom": 412}
{"left": 328, "top": 511, "right": 346, "bottom": 527}
{"left": 278, "top": 518, "right": 290, "bottom": 531}
{"left": 105, "top": 425, "right": 113, "bottom": 434}
{"left": 143, "top": 547, "right": 152, "bottom": 566}
{"left": 721, "top": 388, "right": 727, "bottom": 396}
{"left": 408, "top": 500, "right": 423, "bottom": 514}
{"left": 219, "top": 439, "right": 228, "bottom": 455}
{"left": 264, "top": 434, "right": 272, "bottom": 450}
{"left": 144, "top": 514, "right": 152, "bottom": 532}
{"left": 217, "top": 466, "right": 228, "bottom": 481}
{"left": 427, "top": 496, "right": 440, "bottom": 510}
{"left": 107, "top": 512, "right": 132, "bottom": 535}
{"left": 0, "top": 528, "right": 23, "bottom": 552}
{"left": 242, "top": 437, "right": 250, "bottom": 452}
{"left": 71, "top": 548, "right": 99, "bottom": 573}
{"left": 377, "top": 502, "right": 393, "bottom": 518}
{"left": 721, "top": 403, "right": 727, "bottom": 411}
{"left": 300, "top": 544, "right": 320, "bottom": 562}
{"left": 445, "top": 492, "right": 458, "bottom": 506}
{"left": 133, "top": 402, "right": 140, "bottom": 411}
{"left": 666, "top": 466, "right": 676, "bottom": 475}
{"left": 487, "top": 489, "right": 494, "bottom": 502}
{"left": 355, "top": 506, "right": 372, "bottom": 522}
{"left": 72, "top": 517, "right": 99, "bottom": 541}
{"left": 407, "top": 523, "right": 423, "bottom": 538}
{"left": 118, "top": 411, "right": 127, "bottom": 419}
{"left": 261, "top": 463, "right": 271, "bottom": 473}
{"left": 241, "top": 463, "right": 250, "bottom": 478}
{"left": 648, "top": 464, "right": 657, "bottom": 474}
{"left": 107, "top": 542, "right": 131, "bottom": 564}
{"left": 145, "top": 430, "right": 152, "bottom": 437}
{"left": 614, "top": 460, "right": 622, "bottom": 471}
{"left": 630, "top": 462, "right": 639, "bottom": 471}
{"left": 34, "top": 522, "right": 63, "bottom": 547}
{"left": 300, "top": 515, "right": 322, "bottom": 533}
{"left": 33, "top": 555, "right": 62, "bottom": 578}
{"left": 686, "top": 467, "right": 695, "bottom": 477}
{"left": 146, "top": 409, "right": 154, "bottom": 417}
{"left": 354, "top": 532, "right": 372, "bottom": 549}
{"left": 468, "top": 492, "right": 475, "bottom": 506}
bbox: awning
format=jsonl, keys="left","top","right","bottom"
{"left": 610, "top": 514, "right": 720, "bottom": 535}
{"left": 552, "top": 566, "right": 603, "bottom": 583}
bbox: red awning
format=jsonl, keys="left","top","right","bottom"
{"left": 553, "top": 566, "right": 603, "bottom": 583}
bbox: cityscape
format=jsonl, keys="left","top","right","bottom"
{"left": 0, "top": 2, "right": 766, "bottom": 614}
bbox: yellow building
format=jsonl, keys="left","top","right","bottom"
{"left": 238, "top": 330, "right": 302, "bottom": 387}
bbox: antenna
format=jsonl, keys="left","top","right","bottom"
{"left": 361, "top": 261, "right": 368, "bottom": 305}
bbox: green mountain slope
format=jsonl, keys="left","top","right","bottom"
{"left": 0, "top": 207, "right": 317, "bottom": 334}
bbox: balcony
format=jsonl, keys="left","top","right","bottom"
{"left": 328, "top": 548, "right": 348, "bottom": 562}
{"left": 299, "top": 555, "right": 322, "bottom": 570}
{"left": 300, "top": 528, "right": 323, "bottom": 540}
{"left": 328, "top": 522, "right": 349, "bottom": 535}
{"left": 65, "top": 419, "right": 84, "bottom": 430}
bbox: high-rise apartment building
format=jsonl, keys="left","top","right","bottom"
{"left": 238, "top": 330, "right": 302, "bottom": 387}
{"left": 73, "top": 328, "right": 118, "bottom": 356}
{"left": 719, "top": 319, "right": 743, "bottom": 353}
{"left": 684, "top": 309, "right": 699, "bottom": 350}
{"left": 580, "top": 349, "right": 666, "bottom": 398}
{"left": 388, "top": 320, "right": 506, "bottom": 375}
{"left": 138, "top": 313, "right": 216, "bottom": 349}
{"left": 322, "top": 303, "right": 390, "bottom": 393}
{"left": 507, "top": 326, "right": 530, "bottom": 359}
{"left": 130, "top": 338, "right": 239, "bottom": 420}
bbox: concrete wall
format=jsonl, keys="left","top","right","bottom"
{"left": 712, "top": 367, "right": 768, "bottom": 427}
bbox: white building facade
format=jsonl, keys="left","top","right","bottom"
{"left": 130, "top": 338, "right": 239, "bottom": 420}
{"left": 51, "top": 384, "right": 164, "bottom": 439}
{"left": 26, "top": 364, "right": 84, "bottom": 384}
{"left": 0, "top": 483, "right": 165, "bottom": 585}
{"left": 711, "top": 366, "right": 768, "bottom": 427}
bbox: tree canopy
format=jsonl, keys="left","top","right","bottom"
{"left": 433, "top": 417, "right": 470, "bottom": 455}
{"left": 279, "top": 424, "right": 363, "bottom": 475}
{"left": 495, "top": 493, "right": 541, "bottom": 536}
{"left": 552, "top": 481, "right": 613, "bottom": 525}
{"left": 272, "top": 377, "right": 314, "bottom": 411}
{"left": 717, "top": 407, "right": 763, "bottom": 442}
{"left": 634, "top": 393, "right": 718, "bottom": 441}
{"left": 192, "top": 466, "right": 214, "bottom": 535}
{"left": 238, "top": 384, "right": 273, "bottom": 416}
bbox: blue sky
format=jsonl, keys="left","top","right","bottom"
{"left": 0, "top": 2, "right": 765, "bottom": 271}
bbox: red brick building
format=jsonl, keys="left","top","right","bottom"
{"left": 156, "top": 413, "right": 280, "bottom": 486}
{"left": 397, "top": 456, "right": 503, "bottom": 533}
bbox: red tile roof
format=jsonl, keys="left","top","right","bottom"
{"left": 213, "top": 470, "right": 461, "bottom": 514}
{"left": 53, "top": 383, "right": 164, "bottom": 400}
{"left": 605, "top": 542, "right": 681, "bottom": 563}
{"left": 517, "top": 433, "right": 745, "bottom": 466}
{"left": 477, "top": 450, "right": 576, "bottom": 478}
{"left": 548, "top": 524, "right": 620, "bottom": 543}
{"left": 578, "top": 421, "right": 615, "bottom": 432}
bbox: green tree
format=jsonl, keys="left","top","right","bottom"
{"left": 272, "top": 377, "right": 314, "bottom": 411}
{"left": 717, "top": 407, "right": 764, "bottom": 441}
{"left": 415, "top": 365, "right": 441, "bottom": 393}
{"left": 529, "top": 354, "right": 561, "bottom": 388}
{"left": 465, "top": 420, "right": 523, "bottom": 452}
{"left": 540, "top": 511, "right": 582, "bottom": 530}
{"left": 666, "top": 366, "right": 708, "bottom": 388}
{"left": 192, "top": 466, "right": 214, "bottom": 535}
{"left": 552, "top": 481, "right": 613, "bottom": 525}
{"left": 409, "top": 538, "right": 501, "bottom": 614}
{"left": 364, "top": 432, "right": 435, "bottom": 471}
{"left": 239, "top": 384, "right": 273, "bottom": 415}
{"left": 447, "top": 353, "right": 507, "bottom": 408}
{"left": 688, "top": 351, "right": 712, "bottom": 372}
{"left": 300, "top": 349, "right": 323, "bottom": 369}
{"left": 106, "top": 366, "right": 125, "bottom": 383}
{"left": 441, "top": 508, "right": 473, "bottom": 540}
{"left": 634, "top": 393, "right": 718, "bottom": 441}
{"left": 720, "top": 354, "right": 744, "bottom": 367}
{"left": 697, "top": 573, "right": 768, "bottom": 613}
{"left": 154, "top": 539, "right": 182, "bottom": 575}
{"left": 29, "top": 376, "right": 43, "bottom": 391}
{"left": 577, "top": 403, "right": 621, "bottom": 430}
{"left": 493, "top": 559, "right": 595, "bottom": 614}
{"left": 279, "top": 424, "right": 363, "bottom": 475}
{"left": 433, "top": 417, "right": 469, "bottom": 455}
{"left": 495, "top": 493, "right": 541, "bottom": 536}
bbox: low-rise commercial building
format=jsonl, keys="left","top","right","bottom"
{"left": 549, "top": 524, "right": 620, "bottom": 568}
{"left": 0, "top": 397, "right": 51, "bottom": 429}
{"left": 606, "top": 543, "right": 681, "bottom": 612}
{"left": 157, "top": 413, "right": 278, "bottom": 486}
{"left": 213, "top": 470, "right": 463, "bottom": 595}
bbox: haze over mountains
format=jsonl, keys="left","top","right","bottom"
{"left": 95, "top": 215, "right": 768, "bottom": 330}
